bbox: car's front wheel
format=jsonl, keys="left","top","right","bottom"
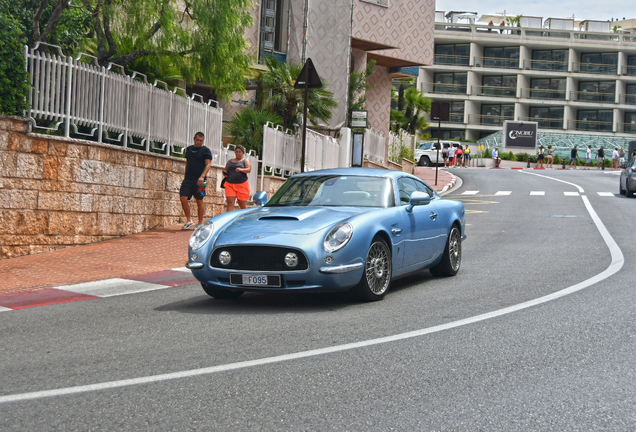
{"left": 627, "top": 181, "right": 634, "bottom": 197}
{"left": 619, "top": 179, "right": 626, "bottom": 195}
{"left": 201, "top": 283, "right": 244, "bottom": 299}
{"left": 354, "top": 237, "right": 392, "bottom": 301}
{"left": 430, "top": 225, "right": 462, "bottom": 277}
{"left": 418, "top": 156, "right": 431, "bottom": 167}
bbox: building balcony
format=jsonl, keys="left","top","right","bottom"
{"left": 433, "top": 54, "right": 470, "bottom": 66}
{"left": 568, "top": 119, "right": 614, "bottom": 132}
{"left": 523, "top": 59, "right": 568, "bottom": 72}
{"left": 570, "top": 91, "right": 616, "bottom": 103}
{"left": 474, "top": 56, "right": 519, "bottom": 69}
{"left": 572, "top": 62, "right": 618, "bottom": 75}
{"left": 471, "top": 85, "right": 517, "bottom": 97}
{"left": 421, "top": 82, "right": 467, "bottom": 94}
{"left": 518, "top": 117, "right": 564, "bottom": 129}
{"left": 520, "top": 88, "right": 567, "bottom": 100}
{"left": 618, "top": 122, "right": 636, "bottom": 133}
{"left": 619, "top": 94, "right": 636, "bottom": 105}
{"left": 621, "top": 65, "right": 636, "bottom": 76}
{"left": 468, "top": 114, "right": 514, "bottom": 126}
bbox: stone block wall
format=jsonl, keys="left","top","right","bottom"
{"left": 0, "top": 116, "right": 231, "bottom": 259}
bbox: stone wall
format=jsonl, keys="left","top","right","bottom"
{"left": 0, "top": 116, "right": 233, "bottom": 260}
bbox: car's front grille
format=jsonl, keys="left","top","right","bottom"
{"left": 210, "top": 246, "right": 309, "bottom": 271}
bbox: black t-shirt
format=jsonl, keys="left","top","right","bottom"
{"left": 571, "top": 148, "right": 577, "bottom": 158}
{"left": 185, "top": 145, "right": 212, "bottom": 180}
{"left": 598, "top": 148, "right": 605, "bottom": 158}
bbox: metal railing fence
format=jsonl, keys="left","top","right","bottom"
{"left": 24, "top": 43, "right": 223, "bottom": 160}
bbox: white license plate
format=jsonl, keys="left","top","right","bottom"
{"left": 242, "top": 275, "right": 269, "bottom": 286}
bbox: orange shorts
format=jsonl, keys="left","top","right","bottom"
{"left": 225, "top": 181, "right": 251, "bottom": 201}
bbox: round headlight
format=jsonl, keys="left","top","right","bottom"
{"left": 189, "top": 220, "right": 214, "bottom": 250}
{"left": 284, "top": 252, "right": 299, "bottom": 268}
{"left": 219, "top": 251, "right": 231, "bottom": 266}
{"left": 324, "top": 223, "right": 353, "bottom": 253}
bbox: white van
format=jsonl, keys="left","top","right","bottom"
{"left": 415, "top": 140, "right": 461, "bottom": 166}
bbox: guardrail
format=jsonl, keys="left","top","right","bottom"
{"left": 471, "top": 85, "right": 517, "bottom": 98}
{"left": 519, "top": 88, "right": 567, "bottom": 100}
{"left": 473, "top": 56, "right": 519, "bottom": 69}
{"left": 24, "top": 43, "right": 223, "bottom": 160}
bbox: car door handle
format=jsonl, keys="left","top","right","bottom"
{"left": 430, "top": 212, "right": 438, "bottom": 219}
{"left": 391, "top": 228, "right": 402, "bottom": 234}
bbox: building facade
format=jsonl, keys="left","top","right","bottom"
{"left": 420, "top": 12, "right": 636, "bottom": 142}
{"left": 222, "top": 0, "right": 436, "bottom": 137}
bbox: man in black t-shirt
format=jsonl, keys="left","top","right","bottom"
{"left": 596, "top": 145, "right": 605, "bottom": 170}
{"left": 179, "top": 132, "right": 212, "bottom": 229}
{"left": 569, "top": 146, "right": 578, "bottom": 169}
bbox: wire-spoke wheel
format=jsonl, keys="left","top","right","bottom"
{"left": 355, "top": 238, "right": 392, "bottom": 301}
{"left": 430, "top": 225, "right": 462, "bottom": 277}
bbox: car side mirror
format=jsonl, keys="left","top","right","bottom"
{"left": 253, "top": 191, "right": 268, "bottom": 206}
{"left": 406, "top": 191, "right": 431, "bottom": 212}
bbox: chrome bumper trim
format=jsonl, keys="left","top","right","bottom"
{"left": 319, "top": 263, "right": 364, "bottom": 274}
{"left": 185, "top": 261, "right": 204, "bottom": 270}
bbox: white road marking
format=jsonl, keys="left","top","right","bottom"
{"left": 597, "top": 192, "right": 615, "bottom": 196}
{"left": 529, "top": 191, "right": 545, "bottom": 195}
{"left": 0, "top": 176, "right": 624, "bottom": 406}
{"left": 564, "top": 191, "right": 580, "bottom": 196}
{"left": 59, "top": 279, "right": 168, "bottom": 298}
{"left": 0, "top": 306, "right": 11, "bottom": 313}
{"left": 495, "top": 191, "right": 512, "bottom": 195}
{"left": 461, "top": 191, "right": 479, "bottom": 195}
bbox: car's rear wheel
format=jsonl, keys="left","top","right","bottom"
{"left": 354, "top": 237, "right": 392, "bottom": 301}
{"left": 430, "top": 225, "right": 462, "bottom": 277}
{"left": 418, "top": 156, "right": 431, "bottom": 167}
{"left": 201, "top": 283, "right": 244, "bottom": 299}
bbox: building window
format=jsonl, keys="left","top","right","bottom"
{"left": 481, "top": 75, "right": 517, "bottom": 97}
{"left": 531, "top": 49, "right": 568, "bottom": 71}
{"left": 435, "top": 44, "right": 470, "bottom": 66}
{"left": 579, "top": 52, "right": 618, "bottom": 75}
{"left": 528, "top": 78, "right": 566, "bottom": 99}
{"left": 529, "top": 107, "right": 563, "bottom": 129}
{"left": 450, "top": 101, "right": 464, "bottom": 123}
{"left": 481, "top": 104, "right": 514, "bottom": 125}
{"left": 625, "top": 84, "right": 636, "bottom": 105}
{"left": 627, "top": 56, "right": 636, "bottom": 76}
{"left": 482, "top": 47, "right": 519, "bottom": 68}
{"left": 576, "top": 109, "right": 613, "bottom": 131}
{"left": 431, "top": 129, "right": 465, "bottom": 140}
{"left": 259, "top": 0, "right": 287, "bottom": 63}
{"left": 433, "top": 73, "right": 467, "bottom": 94}
{"left": 625, "top": 112, "right": 636, "bottom": 132}
{"left": 577, "top": 81, "right": 615, "bottom": 103}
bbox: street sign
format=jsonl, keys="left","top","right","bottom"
{"left": 431, "top": 102, "right": 450, "bottom": 121}
{"left": 293, "top": 58, "right": 323, "bottom": 89}
{"left": 351, "top": 110, "right": 368, "bottom": 128}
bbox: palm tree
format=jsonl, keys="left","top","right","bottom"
{"left": 225, "top": 107, "right": 282, "bottom": 156}
{"left": 391, "top": 87, "right": 431, "bottom": 138}
{"left": 259, "top": 56, "right": 337, "bottom": 131}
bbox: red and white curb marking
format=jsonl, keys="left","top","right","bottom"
{"left": 441, "top": 172, "right": 457, "bottom": 193}
{"left": 0, "top": 267, "right": 197, "bottom": 312}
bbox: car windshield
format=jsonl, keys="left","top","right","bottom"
{"left": 417, "top": 143, "right": 432, "bottom": 150}
{"left": 266, "top": 175, "right": 394, "bottom": 208}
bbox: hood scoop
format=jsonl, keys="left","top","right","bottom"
{"left": 258, "top": 215, "right": 300, "bottom": 221}
{"left": 258, "top": 208, "right": 322, "bottom": 222}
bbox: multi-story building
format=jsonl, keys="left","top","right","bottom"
{"left": 419, "top": 12, "right": 636, "bottom": 143}
{"left": 222, "top": 0, "right": 435, "bottom": 137}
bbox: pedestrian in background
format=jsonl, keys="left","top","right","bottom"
{"left": 585, "top": 145, "right": 592, "bottom": 169}
{"left": 596, "top": 146, "right": 605, "bottom": 170}
{"left": 455, "top": 145, "right": 463, "bottom": 167}
{"left": 224, "top": 145, "right": 252, "bottom": 212}
{"left": 492, "top": 147, "right": 501, "bottom": 167}
{"left": 537, "top": 145, "right": 545, "bottom": 169}
{"left": 448, "top": 144, "right": 456, "bottom": 168}
{"left": 463, "top": 145, "right": 471, "bottom": 167}
{"left": 546, "top": 145, "right": 554, "bottom": 168}
{"left": 179, "top": 132, "right": 212, "bottom": 230}
{"left": 569, "top": 146, "right": 578, "bottom": 169}
{"left": 612, "top": 147, "right": 619, "bottom": 170}
{"left": 442, "top": 144, "right": 449, "bottom": 167}
{"left": 619, "top": 148, "right": 625, "bottom": 168}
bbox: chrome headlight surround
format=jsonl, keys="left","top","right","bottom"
{"left": 189, "top": 220, "right": 214, "bottom": 250}
{"left": 324, "top": 222, "right": 353, "bottom": 253}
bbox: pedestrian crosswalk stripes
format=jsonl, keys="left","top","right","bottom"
{"left": 460, "top": 191, "right": 617, "bottom": 196}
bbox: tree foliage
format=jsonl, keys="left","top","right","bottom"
{"left": 15, "top": 0, "right": 255, "bottom": 99}
{"left": 347, "top": 59, "right": 375, "bottom": 127}
{"left": 0, "top": 1, "right": 30, "bottom": 115}
{"left": 259, "top": 56, "right": 338, "bottom": 131}
{"left": 225, "top": 106, "right": 281, "bottom": 156}
{"left": 391, "top": 84, "right": 431, "bottom": 138}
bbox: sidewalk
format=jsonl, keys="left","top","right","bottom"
{"left": 0, "top": 167, "right": 458, "bottom": 300}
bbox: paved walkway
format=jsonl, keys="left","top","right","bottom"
{"left": 0, "top": 168, "right": 457, "bottom": 299}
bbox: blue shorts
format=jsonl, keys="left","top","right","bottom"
{"left": 180, "top": 178, "right": 206, "bottom": 200}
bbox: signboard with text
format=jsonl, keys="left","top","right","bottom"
{"left": 351, "top": 110, "right": 368, "bottom": 128}
{"left": 502, "top": 121, "right": 538, "bottom": 149}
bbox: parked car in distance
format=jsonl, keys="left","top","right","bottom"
{"left": 415, "top": 140, "right": 461, "bottom": 166}
{"left": 619, "top": 156, "right": 636, "bottom": 197}
{"left": 186, "top": 168, "right": 466, "bottom": 302}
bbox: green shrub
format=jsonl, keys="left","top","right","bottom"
{"left": 516, "top": 152, "right": 529, "bottom": 162}
{"left": 0, "top": 10, "right": 29, "bottom": 116}
{"left": 553, "top": 155, "right": 562, "bottom": 165}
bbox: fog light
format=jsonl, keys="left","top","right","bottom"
{"left": 190, "top": 253, "right": 198, "bottom": 261}
{"left": 325, "top": 256, "right": 333, "bottom": 264}
{"left": 219, "top": 251, "right": 231, "bottom": 266}
{"left": 284, "top": 252, "right": 299, "bottom": 268}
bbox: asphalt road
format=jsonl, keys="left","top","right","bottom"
{"left": 1, "top": 168, "right": 635, "bottom": 431}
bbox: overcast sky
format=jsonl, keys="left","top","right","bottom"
{"left": 435, "top": 0, "right": 635, "bottom": 22}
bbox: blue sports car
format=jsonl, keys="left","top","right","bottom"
{"left": 186, "top": 168, "right": 466, "bottom": 301}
